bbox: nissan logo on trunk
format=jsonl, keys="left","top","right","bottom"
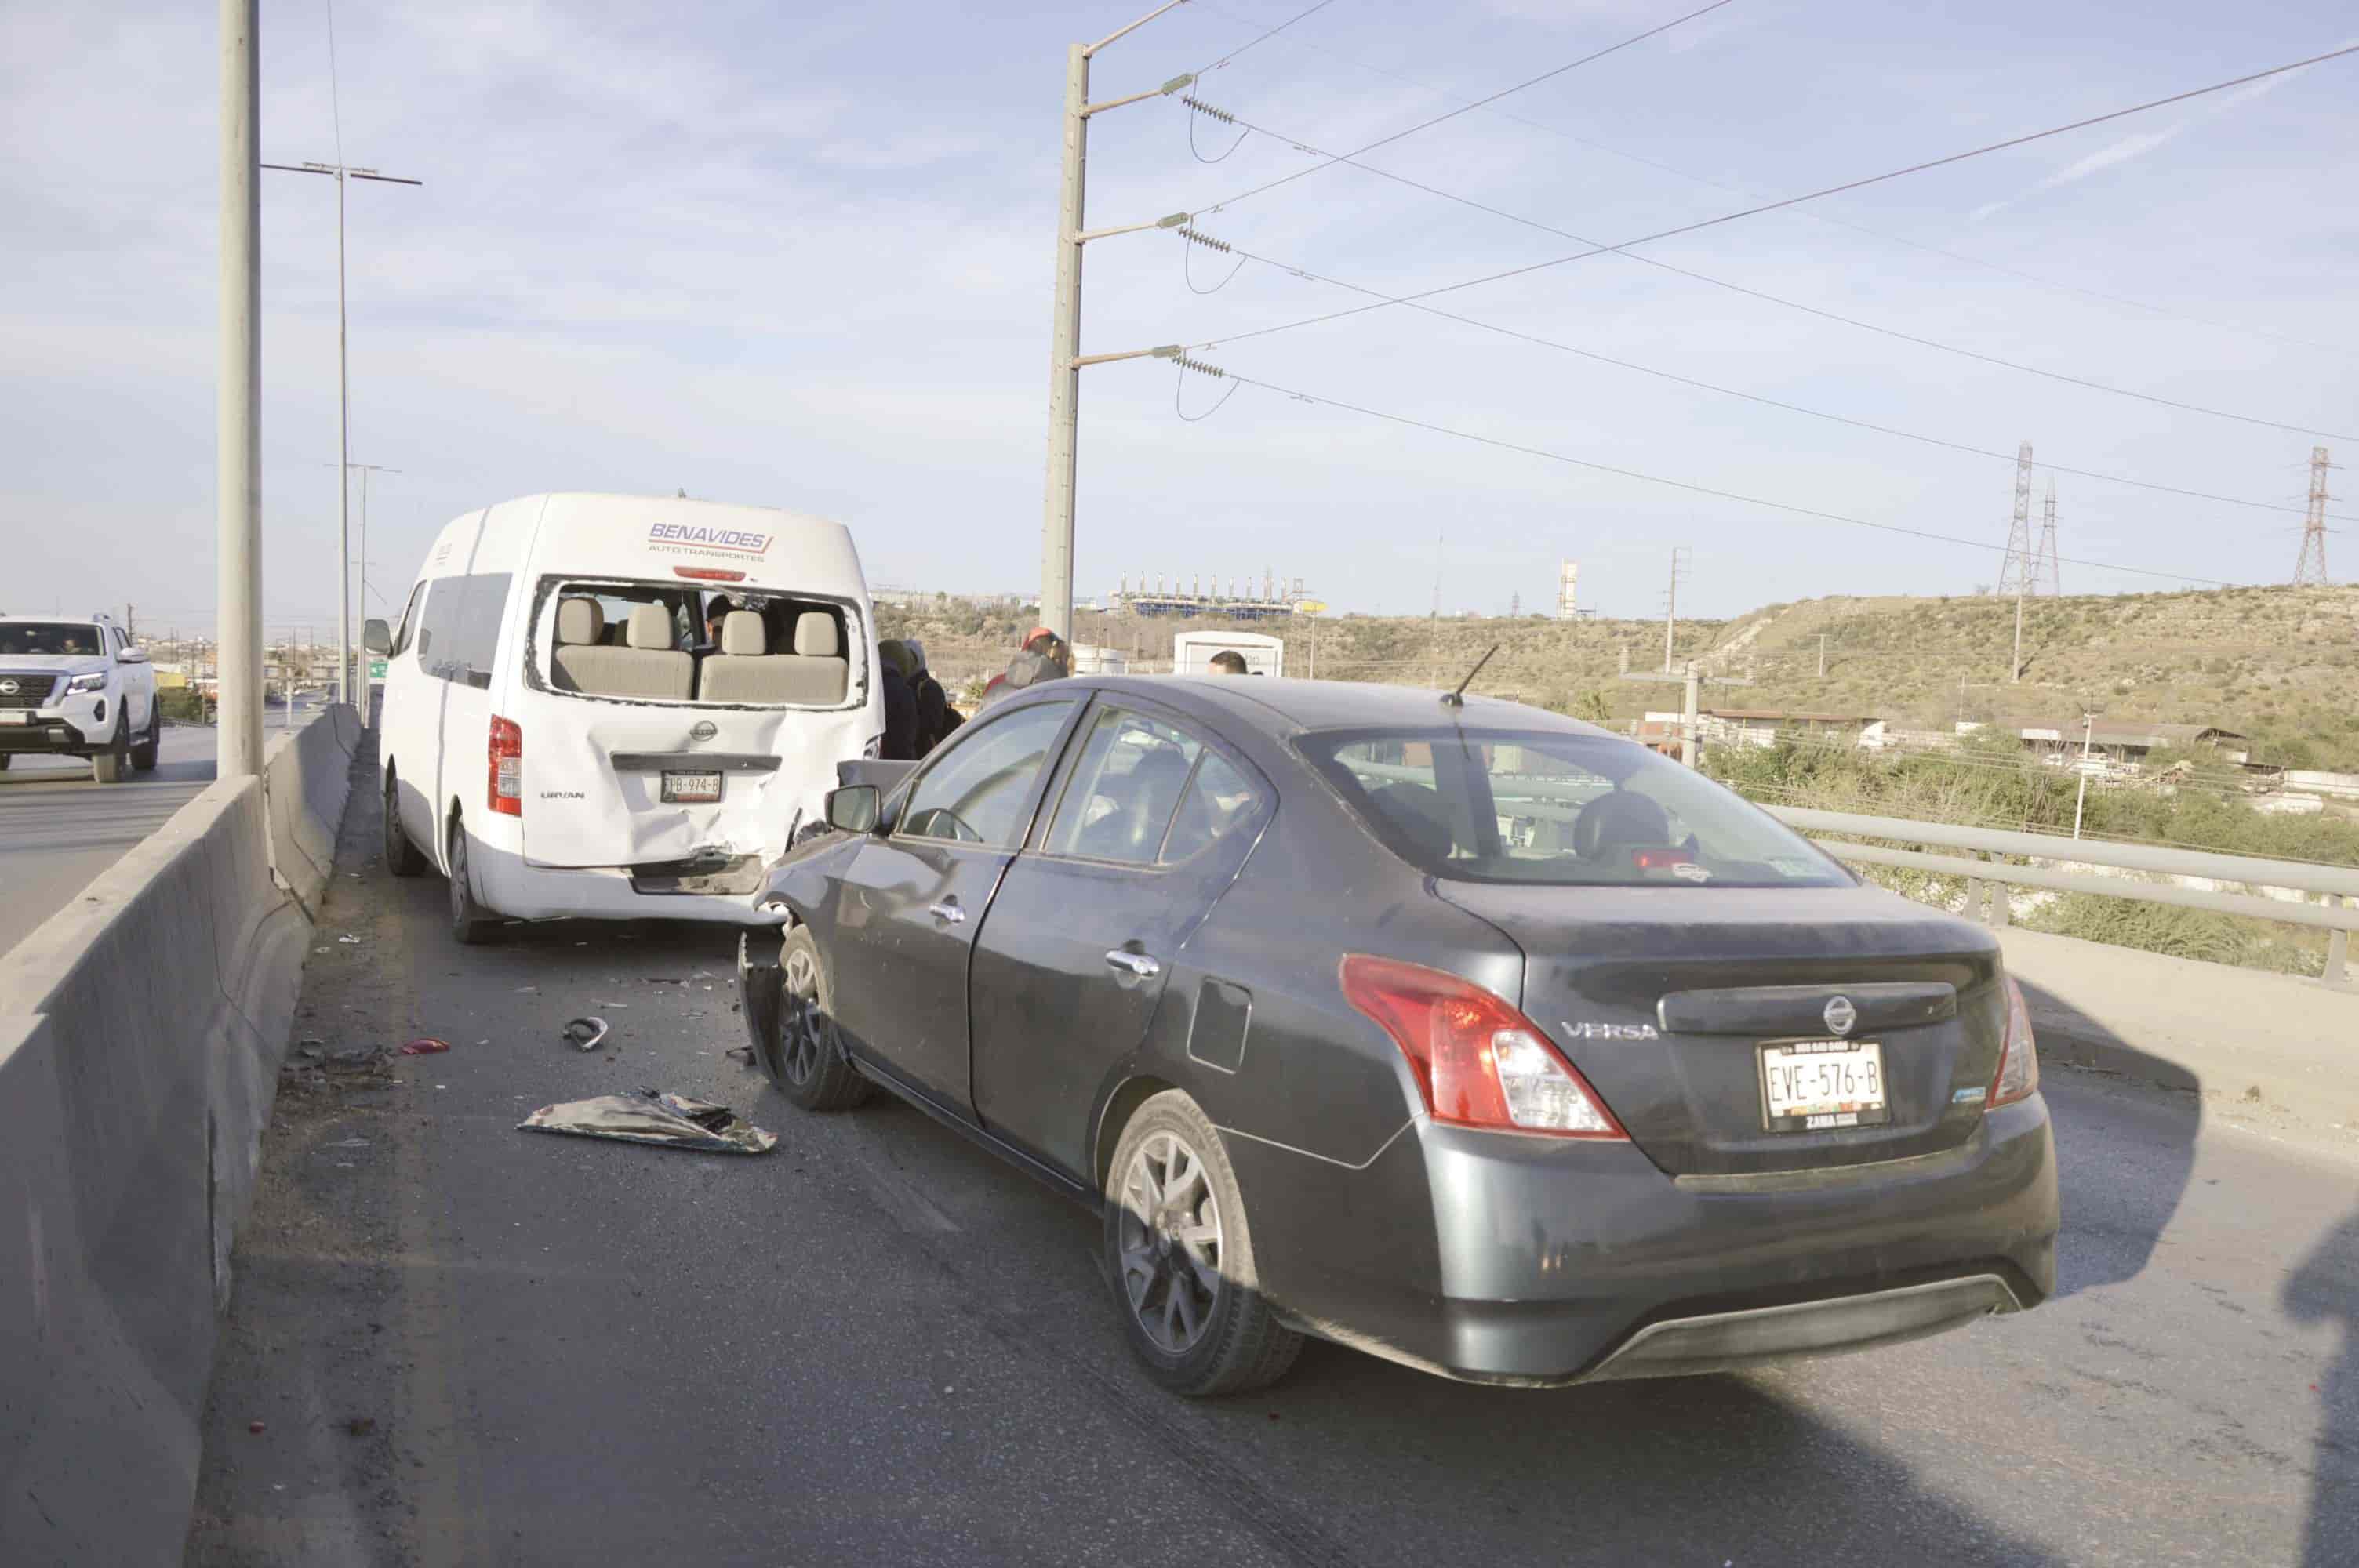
{"left": 689, "top": 720, "right": 718, "bottom": 742}
{"left": 1823, "top": 996, "right": 1858, "bottom": 1036}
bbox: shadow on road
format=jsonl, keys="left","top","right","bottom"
{"left": 2284, "top": 1205, "right": 2359, "bottom": 1568}
{"left": 2015, "top": 978, "right": 2201, "bottom": 1300}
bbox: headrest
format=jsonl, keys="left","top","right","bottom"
{"left": 1573, "top": 789, "right": 1673, "bottom": 860}
{"left": 793, "top": 612, "right": 839, "bottom": 658}
{"left": 719, "top": 610, "right": 766, "bottom": 656}
{"left": 557, "top": 598, "right": 604, "bottom": 646}
{"left": 626, "top": 604, "right": 674, "bottom": 651}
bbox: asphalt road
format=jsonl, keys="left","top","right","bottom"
{"left": 0, "top": 709, "right": 325, "bottom": 961}
{"left": 186, "top": 760, "right": 2359, "bottom": 1568}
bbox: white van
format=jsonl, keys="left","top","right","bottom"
{"left": 365, "top": 493, "right": 882, "bottom": 941}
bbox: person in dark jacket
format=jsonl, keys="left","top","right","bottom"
{"left": 978, "top": 627, "right": 1070, "bottom": 713}
{"left": 876, "top": 639, "right": 921, "bottom": 760}
{"left": 903, "top": 638, "right": 961, "bottom": 752}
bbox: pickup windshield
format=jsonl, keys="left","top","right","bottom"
{"left": 1298, "top": 727, "right": 1852, "bottom": 888}
{"left": 0, "top": 623, "right": 104, "bottom": 658}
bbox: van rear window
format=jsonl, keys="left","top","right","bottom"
{"left": 540, "top": 579, "right": 856, "bottom": 707}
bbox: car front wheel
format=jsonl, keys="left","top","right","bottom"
{"left": 130, "top": 700, "right": 160, "bottom": 771}
{"left": 382, "top": 768, "right": 426, "bottom": 877}
{"left": 1103, "top": 1091, "right": 1302, "bottom": 1397}
{"left": 91, "top": 715, "right": 129, "bottom": 784}
{"left": 764, "top": 927, "right": 871, "bottom": 1111}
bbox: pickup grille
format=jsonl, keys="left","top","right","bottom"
{"left": 0, "top": 673, "right": 59, "bottom": 710}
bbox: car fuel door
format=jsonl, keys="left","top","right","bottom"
{"left": 972, "top": 703, "right": 1271, "bottom": 1182}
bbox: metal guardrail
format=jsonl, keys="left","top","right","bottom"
{"left": 1765, "top": 804, "right": 2355, "bottom": 987}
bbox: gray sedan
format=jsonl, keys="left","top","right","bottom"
{"left": 738, "top": 677, "right": 2057, "bottom": 1396}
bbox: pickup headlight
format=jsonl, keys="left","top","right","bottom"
{"left": 66, "top": 672, "right": 107, "bottom": 695}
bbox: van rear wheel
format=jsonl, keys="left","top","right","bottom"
{"left": 383, "top": 767, "right": 426, "bottom": 877}
{"left": 446, "top": 815, "right": 501, "bottom": 946}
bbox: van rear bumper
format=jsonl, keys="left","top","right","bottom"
{"left": 478, "top": 857, "right": 783, "bottom": 925}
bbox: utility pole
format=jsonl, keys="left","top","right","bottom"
{"left": 1999, "top": 441, "right": 2034, "bottom": 683}
{"left": 262, "top": 158, "right": 421, "bottom": 710}
{"left": 2293, "top": 445, "right": 2332, "bottom": 586}
{"left": 1682, "top": 662, "right": 1703, "bottom": 771}
{"left": 218, "top": 0, "right": 262, "bottom": 779}
{"left": 2072, "top": 712, "right": 2095, "bottom": 840}
{"left": 1661, "top": 546, "right": 1690, "bottom": 673}
{"left": 1036, "top": 1, "right": 1200, "bottom": 641}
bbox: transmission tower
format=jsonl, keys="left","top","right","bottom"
{"left": 2293, "top": 445, "right": 2332, "bottom": 586}
{"left": 2000, "top": 442, "right": 2035, "bottom": 683}
{"left": 1996, "top": 441, "right": 2036, "bottom": 597}
{"left": 2034, "top": 478, "right": 2062, "bottom": 597}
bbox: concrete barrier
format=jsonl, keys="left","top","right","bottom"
{"left": 0, "top": 707, "right": 360, "bottom": 1566}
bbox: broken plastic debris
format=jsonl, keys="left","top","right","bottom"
{"left": 337, "top": 934, "right": 363, "bottom": 944}
{"left": 398, "top": 1037, "right": 450, "bottom": 1056}
{"left": 561, "top": 1017, "right": 610, "bottom": 1053}
{"left": 517, "top": 1089, "right": 776, "bottom": 1156}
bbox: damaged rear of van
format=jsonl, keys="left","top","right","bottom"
{"left": 370, "top": 493, "right": 882, "bottom": 938}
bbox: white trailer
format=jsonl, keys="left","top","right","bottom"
{"left": 1171, "top": 630, "right": 1284, "bottom": 677}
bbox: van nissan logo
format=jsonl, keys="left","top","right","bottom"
{"left": 1823, "top": 996, "right": 1858, "bottom": 1036}
{"left": 689, "top": 720, "right": 718, "bottom": 742}
{"left": 0, "top": 681, "right": 17, "bottom": 696}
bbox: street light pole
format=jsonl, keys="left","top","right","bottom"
{"left": 218, "top": 0, "right": 262, "bottom": 779}
{"left": 262, "top": 158, "right": 420, "bottom": 710}
{"left": 1037, "top": 0, "right": 1197, "bottom": 641}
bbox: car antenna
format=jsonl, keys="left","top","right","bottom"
{"left": 1441, "top": 644, "right": 1499, "bottom": 708}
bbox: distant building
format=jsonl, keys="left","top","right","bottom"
{"left": 1699, "top": 709, "right": 1882, "bottom": 750}
{"left": 2018, "top": 721, "right": 2249, "bottom": 767}
{"left": 1556, "top": 560, "right": 1579, "bottom": 619}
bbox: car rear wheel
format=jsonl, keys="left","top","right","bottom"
{"left": 445, "top": 814, "right": 500, "bottom": 946}
{"left": 130, "top": 701, "right": 160, "bottom": 771}
{"left": 382, "top": 768, "right": 426, "bottom": 877}
{"left": 91, "top": 716, "right": 128, "bottom": 784}
{"left": 765, "top": 927, "right": 871, "bottom": 1111}
{"left": 1103, "top": 1091, "right": 1302, "bottom": 1397}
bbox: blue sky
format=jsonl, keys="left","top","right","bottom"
{"left": 2, "top": 0, "right": 2353, "bottom": 634}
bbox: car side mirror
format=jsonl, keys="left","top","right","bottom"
{"left": 826, "top": 784, "right": 881, "bottom": 835}
{"left": 116, "top": 647, "right": 147, "bottom": 664}
{"left": 362, "top": 619, "right": 393, "bottom": 655}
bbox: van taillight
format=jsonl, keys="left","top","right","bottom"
{"left": 489, "top": 716, "right": 523, "bottom": 817}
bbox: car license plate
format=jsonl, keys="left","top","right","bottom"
{"left": 1759, "top": 1039, "right": 1890, "bottom": 1132}
{"left": 0, "top": 711, "right": 27, "bottom": 725}
{"left": 660, "top": 771, "right": 723, "bottom": 804}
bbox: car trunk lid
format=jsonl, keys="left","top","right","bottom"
{"left": 1437, "top": 883, "right": 2005, "bottom": 1176}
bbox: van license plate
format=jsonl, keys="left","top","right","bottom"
{"left": 0, "top": 712, "right": 28, "bottom": 725}
{"left": 661, "top": 771, "right": 723, "bottom": 804}
{"left": 1759, "top": 1040, "right": 1889, "bottom": 1132}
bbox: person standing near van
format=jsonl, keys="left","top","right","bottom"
{"left": 902, "top": 639, "right": 961, "bottom": 752}
{"left": 876, "top": 639, "right": 920, "bottom": 760}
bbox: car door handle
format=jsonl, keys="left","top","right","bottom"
{"left": 1104, "top": 949, "right": 1160, "bottom": 979}
{"left": 928, "top": 899, "right": 965, "bottom": 924}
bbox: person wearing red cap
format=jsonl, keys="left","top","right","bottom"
{"left": 979, "top": 626, "right": 1071, "bottom": 711}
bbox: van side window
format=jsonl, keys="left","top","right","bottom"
{"left": 415, "top": 572, "right": 511, "bottom": 689}
{"left": 390, "top": 582, "right": 427, "bottom": 658}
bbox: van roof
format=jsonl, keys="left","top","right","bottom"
{"left": 416, "top": 494, "right": 865, "bottom": 594}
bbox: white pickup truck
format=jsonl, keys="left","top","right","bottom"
{"left": 0, "top": 613, "right": 161, "bottom": 782}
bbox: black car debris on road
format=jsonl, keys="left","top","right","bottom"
{"left": 739, "top": 677, "right": 2057, "bottom": 1396}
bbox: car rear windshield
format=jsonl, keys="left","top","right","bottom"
{"left": 1297, "top": 728, "right": 1852, "bottom": 888}
{"left": 0, "top": 623, "right": 104, "bottom": 658}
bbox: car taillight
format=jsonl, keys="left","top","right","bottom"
{"left": 1339, "top": 954, "right": 1627, "bottom": 1139}
{"left": 489, "top": 715, "right": 522, "bottom": 817}
{"left": 1989, "top": 975, "right": 2040, "bottom": 1108}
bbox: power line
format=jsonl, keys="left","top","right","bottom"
{"left": 1190, "top": 0, "right": 2357, "bottom": 361}
{"left": 1195, "top": 0, "right": 1343, "bottom": 77}
{"left": 1210, "top": 368, "right": 2229, "bottom": 585}
{"left": 1191, "top": 43, "right": 2359, "bottom": 443}
{"left": 1199, "top": 0, "right": 1739, "bottom": 213}
{"left": 1176, "top": 228, "right": 2349, "bottom": 521}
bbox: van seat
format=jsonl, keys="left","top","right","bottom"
{"left": 698, "top": 610, "right": 848, "bottom": 705}
{"left": 551, "top": 601, "right": 692, "bottom": 700}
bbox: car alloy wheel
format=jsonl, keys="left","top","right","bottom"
{"left": 1117, "top": 1131, "right": 1227, "bottom": 1356}
{"left": 779, "top": 942, "right": 832, "bottom": 1087}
